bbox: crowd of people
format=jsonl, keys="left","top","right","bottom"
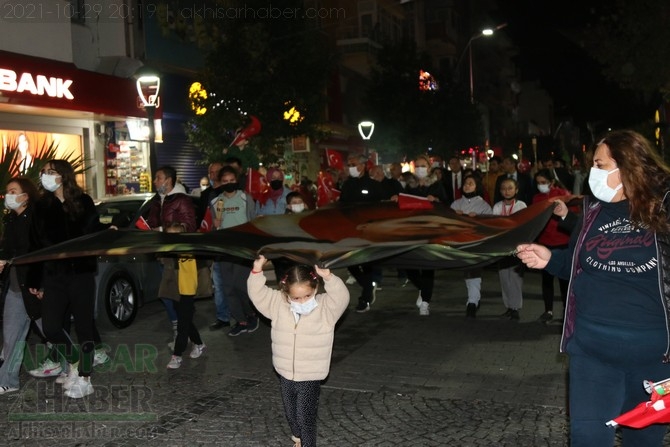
{"left": 4, "top": 129, "right": 669, "bottom": 446}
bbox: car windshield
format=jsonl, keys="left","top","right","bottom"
{"left": 97, "top": 200, "right": 146, "bottom": 228}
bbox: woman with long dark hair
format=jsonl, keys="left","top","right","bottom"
{"left": 517, "top": 130, "right": 670, "bottom": 446}
{"left": 29, "top": 159, "right": 106, "bottom": 399}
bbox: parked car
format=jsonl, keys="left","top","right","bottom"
{"left": 94, "top": 193, "right": 211, "bottom": 329}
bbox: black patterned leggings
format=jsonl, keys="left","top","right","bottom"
{"left": 279, "top": 376, "right": 321, "bottom": 447}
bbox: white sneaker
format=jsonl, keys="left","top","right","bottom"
{"left": 416, "top": 293, "right": 423, "bottom": 308}
{"left": 61, "top": 364, "right": 80, "bottom": 390}
{"left": 93, "top": 349, "right": 110, "bottom": 367}
{"left": 345, "top": 274, "right": 356, "bottom": 285}
{"left": 167, "top": 355, "right": 182, "bottom": 369}
{"left": 28, "top": 358, "right": 62, "bottom": 378}
{"left": 64, "top": 376, "right": 93, "bottom": 399}
{"left": 419, "top": 301, "right": 430, "bottom": 316}
{"left": 54, "top": 372, "right": 69, "bottom": 384}
{"left": 189, "top": 344, "right": 206, "bottom": 359}
{"left": 0, "top": 386, "right": 19, "bottom": 395}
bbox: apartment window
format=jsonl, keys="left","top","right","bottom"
{"left": 361, "top": 13, "right": 373, "bottom": 38}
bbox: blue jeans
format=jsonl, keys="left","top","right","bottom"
{"left": 568, "top": 341, "right": 668, "bottom": 447}
{"left": 219, "top": 261, "right": 253, "bottom": 324}
{"left": 212, "top": 262, "right": 230, "bottom": 322}
{"left": 0, "top": 287, "right": 31, "bottom": 388}
{"left": 161, "top": 298, "right": 178, "bottom": 323}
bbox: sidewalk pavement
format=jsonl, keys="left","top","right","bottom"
{"left": 0, "top": 267, "right": 662, "bottom": 446}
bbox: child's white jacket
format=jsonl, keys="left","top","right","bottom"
{"left": 247, "top": 271, "right": 350, "bottom": 381}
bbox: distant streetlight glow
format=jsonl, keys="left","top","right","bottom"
{"left": 136, "top": 70, "right": 161, "bottom": 183}
{"left": 358, "top": 121, "right": 375, "bottom": 140}
{"left": 455, "top": 23, "right": 507, "bottom": 104}
{"left": 358, "top": 121, "right": 374, "bottom": 158}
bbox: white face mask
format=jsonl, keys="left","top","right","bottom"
{"left": 200, "top": 184, "right": 208, "bottom": 190}
{"left": 399, "top": 180, "right": 407, "bottom": 189}
{"left": 588, "top": 167, "right": 622, "bottom": 202}
{"left": 348, "top": 166, "right": 360, "bottom": 178}
{"left": 289, "top": 203, "right": 305, "bottom": 213}
{"left": 40, "top": 174, "right": 61, "bottom": 192}
{"left": 290, "top": 296, "right": 318, "bottom": 315}
{"left": 4, "top": 193, "right": 26, "bottom": 210}
{"left": 415, "top": 167, "right": 428, "bottom": 179}
{"left": 537, "top": 184, "right": 550, "bottom": 194}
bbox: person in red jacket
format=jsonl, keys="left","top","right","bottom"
{"left": 532, "top": 168, "right": 571, "bottom": 322}
{"left": 144, "top": 165, "right": 197, "bottom": 340}
{"left": 145, "top": 165, "right": 197, "bottom": 232}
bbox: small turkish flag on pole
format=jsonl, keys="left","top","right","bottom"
{"left": 198, "top": 207, "right": 213, "bottom": 233}
{"left": 246, "top": 168, "right": 269, "bottom": 204}
{"left": 325, "top": 149, "right": 344, "bottom": 171}
{"left": 229, "top": 115, "right": 261, "bottom": 148}
{"left": 317, "top": 171, "right": 340, "bottom": 208}
{"left": 607, "top": 378, "right": 670, "bottom": 428}
{"left": 135, "top": 215, "right": 151, "bottom": 230}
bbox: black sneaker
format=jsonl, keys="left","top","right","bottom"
{"left": 466, "top": 303, "right": 477, "bottom": 319}
{"left": 539, "top": 311, "right": 553, "bottom": 322}
{"left": 228, "top": 324, "right": 248, "bottom": 337}
{"left": 510, "top": 310, "right": 520, "bottom": 321}
{"left": 247, "top": 316, "right": 260, "bottom": 333}
{"left": 355, "top": 300, "right": 370, "bottom": 313}
{"left": 499, "top": 309, "right": 512, "bottom": 318}
{"left": 209, "top": 319, "right": 231, "bottom": 330}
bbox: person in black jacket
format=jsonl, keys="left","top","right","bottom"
{"left": 339, "top": 154, "right": 384, "bottom": 312}
{"left": 29, "top": 160, "right": 108, "bottom": 399}
{"left": 369, "top": 165, "right": 403, "bottom": 200}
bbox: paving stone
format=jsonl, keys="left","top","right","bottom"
{"left": 1, "top": 268, "right": 668, "bottom": 445}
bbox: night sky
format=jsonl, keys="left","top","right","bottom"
{"left": 491, "top": 0, "right": 646, "bottom": 133}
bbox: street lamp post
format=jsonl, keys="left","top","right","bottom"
{"left": 358, "top": 120, "right": 374, "bottom": 157}
{"left": 455, "top": 23, "right": 507, "bottom": 104}
{"left": 136, "top": 72, "right": 161, "bottom": 183}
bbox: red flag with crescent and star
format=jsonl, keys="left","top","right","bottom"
{"left": 246, "top": 167, "right": 269, "bottom": 205}
{"left": 325, "top": 149, "right": 344, "bottom": 171}
{"left": 317, "top": 170, "right": 340, "bottom": 208}
{"left": 229, "top": 115, "right": 262, "bottom": 148}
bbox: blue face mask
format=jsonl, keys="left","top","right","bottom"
{"left": 290, "top": 296, "right": 318, "bottom": 315}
